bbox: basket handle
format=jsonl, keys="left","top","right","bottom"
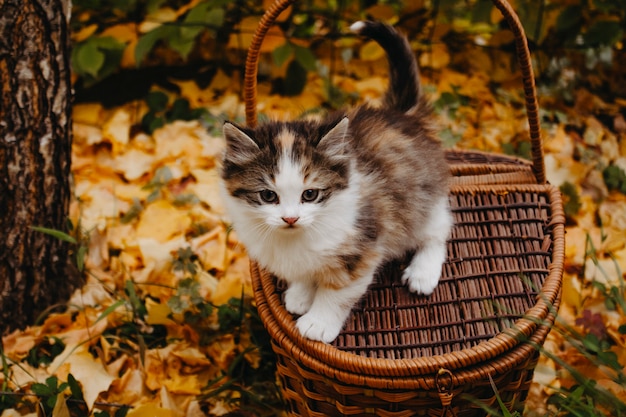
{"left": 243, "top": 0, "right": 546, "bottom": 184}
{"left": 243, "top": 0, "right": 296, "bottom": 129}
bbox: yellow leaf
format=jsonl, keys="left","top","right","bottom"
{"left": 146, "top": 298, "right": 175, "bottom": 326}
{"left": 544, "top": 153, "right": 589, "bottom": 188}
{"left": 109, "top": 182, "right": 151, "bottom": 202}
{"left": 1, "top": 328, "right": 37, "bottom": 361}
{"left": 186, "top": 401, "right": 206, "bottom": 417}
{"left": 126, "top": 403, "right": 177, "bottom": 417}
{"left": 139, "top": 8, "right": 177, "bottom": 33}
{"left": 107, "top": 223, "right": 138, "bottom": 250}
{"left": 584, "top": 257, "right": 621, "bottom": 286}
{"left": 50, "top": 345, "right": 115, "bottom": 409}
{"left": 364, "top": 4, "right": 397, "bottom": 23}
{"left": 437, "top": 68, "right": 469, "bottom": 94}
{"left": 102, "top": 108, "right": 131, "bottom": 154}
{"left": 163, "top": 374, "right": 203, "bottom": 395}
{"left": 419, "top": 43, "right": 450, "bottom": 70}
{"left": 354, "top": 76, "right": 387, "bottom": 101}
{"left": 153, "top": 121, "right": 206, "bottom": 169}
{"left": 100, "top": 23, "right": 137, "bottom": 43}
{"left": 210, "top": 69, "right": 234, "bottom": 92}
{"left": 78, "top": 186, "right": 130, "bottom": 231}
{"left": 190, "top": 226, "right": 227, "bottom": 271}
{"left": 9, "top": 361, "right": 49, "bottom": 388}
{"left": 144, "top": 346, "right": 172, "bottom": 391}
{"left": 136, "top": 201, "right": 191, "bottom": 242}
{"left": 68, "top": 274, "right": 115, "bottom": 310}
{"left": 73, "top": 24, "right": 98, "bottom": 42}
{"left": 159, "top": 385, "right": 193, "bottom": 413}
{"left": 73, "top": 123, "right": 103, "bottom": 146}
{"left": 121, "top": 37, "right": 138, "bottom": 68}
{"left": 188, "top": 169, "right": 225, "bottom": 214}
{"left": 107, "top": 369, "right": 148, "bottom": 406}
{"left": 0, "top": 410, "right": 36, "bottom": 417}
{"left": 531, "top": 361, "right": 558, "bottom": 393}
{"left": 114, "top": 148, "right": 154, "bottom": 181}
{"left": 205, "top": 335, "right": 236, "bottom": 370}
{"left": 209, "top": 399, "right": 235, "bottom": 416}
{"left": 73, "top": 103, "right": 104, "bottom": 125}
{"left": 82, "top": 229, "right": 108, "bottom": 271}
{"left": 359, "top": 40, "right": 385, "bottom": 61}
{"left": 171, "top": 345, "right": 212, "bottom": 367}
{"left": 52, "top": 393, "right": 70, "bottom": 417}
{"left": 599, "top": 196, "right": 626, "bottom": 233}
{"left": 40, "top": 311, "right": 109, "bottom": 348}
{"left": 561, "top": 272, "right": 583, "bottom": 313}
{"left": 135, "top": 236, "right": 186, "bottom": 280}
{"left": 211, "top": 256, "right": 252, "bottom": 305}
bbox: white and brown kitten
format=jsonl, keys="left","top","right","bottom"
{"left": 220, "top": 21, "right": 452, "bottom": 343}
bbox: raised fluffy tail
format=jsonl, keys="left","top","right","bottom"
{"left": 350, "top": 21, "right": 421, "bottom": 114}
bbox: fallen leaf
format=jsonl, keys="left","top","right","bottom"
{"left": 73, "top": 103, "right": 105, "bottom": 125}
{"left": 139, "top": 7, "right": 178, "bottom": 33}
{"left": 73, "top": 23, "right": 99, "bottom": 42}
{"left": 359, "top": 40, "right": 385, "bottom": 61}
{"left": 126, "top": 403, "right": 178, "bottom": 417}
{"left": 188, "top": 169, "right": 225, "bottom": 214}
{"left": 146, "top": 298, "right": 176, "bottom": 326}
{"left": 52, "top": 393, "right": 71, "bottom": 417}
{"left": 211, "top": 267, "right": 249, "bottom": 305}
{"left": 419, "top": 43, "right": 450, "bottom": 70}
{"left": 171, "top": 345, "right": 212, "bottom": 367}
{"left": 190, "top": 227, "right": 227, "bottom": 271}
{"left": 135, "top": 201, "right": 192, "bottom": 242}
{"left": 1, "top": 329, "right": 38, "bottom": 361}
{"left": 102, "top": 108, "right": 132, "bottom": 154}
{"left": 50, "top": 344, "right": 116, "bottom": 409}
{"left": 114, "top": 148, "right": 155, "bottom": 181}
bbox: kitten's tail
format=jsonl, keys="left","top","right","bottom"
{"left": 350, "top": 21, "right": 423, "bottom": 115}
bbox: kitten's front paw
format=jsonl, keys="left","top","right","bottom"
{"left": 296, "top": 312, "right": 343, "bottom": 343}
{"left": 284, "top": 283, "right": 314, "bottom": 315}
{"left": 402, "top": 254, "right": 442, "bottom": 296}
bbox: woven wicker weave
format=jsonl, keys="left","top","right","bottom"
{"left": 242, "top": 0, "right": 565, "bottom": 415}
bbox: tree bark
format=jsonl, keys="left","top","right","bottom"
{"left": 0, "top": 0, "right": 81, "bottom": 333}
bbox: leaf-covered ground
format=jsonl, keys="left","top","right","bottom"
{"left": 2, "top": 23, "right": 626, "bottom": 417}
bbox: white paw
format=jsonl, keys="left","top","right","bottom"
{"left": 402, "top": 251, "right": 444, "bottom": 295}
{"left": 284, "top": 283, "right": 314, "bottom": 315}
{"left": 296, "top": 312, "right": 343, "bottom": 343}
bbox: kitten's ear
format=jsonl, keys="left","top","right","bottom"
{"left": 317, "top": 117, "right": 350, "bottom": 158}
{"left": 223, "top": 122, "right": 260, "bottom": 164}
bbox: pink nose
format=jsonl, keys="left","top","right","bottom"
{"left": 282, "top": 216, "right": 299, "bottom": 225}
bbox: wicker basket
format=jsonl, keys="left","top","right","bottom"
{"left": 243, "top": 0, "right": 565, "bottom": 415}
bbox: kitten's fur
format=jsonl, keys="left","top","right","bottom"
{"left": 220, "top": 21, "right": 452, "bottom": 343}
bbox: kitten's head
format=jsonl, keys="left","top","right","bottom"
{"left": 220, "top": 117, "right": 353, "bottom": 236}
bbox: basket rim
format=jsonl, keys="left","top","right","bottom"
{"left": 254, "top": 265, "right": 560, "bottom": 390}
{"left": 251, "top": 183, "right": 565, "bottom": 379}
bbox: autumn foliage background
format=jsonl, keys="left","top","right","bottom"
{"left": 2, "top": 0, "right": 626, "bottom": 416}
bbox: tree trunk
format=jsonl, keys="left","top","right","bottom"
{"left": 0, "top": 0, "right": 81, "bottom": 334}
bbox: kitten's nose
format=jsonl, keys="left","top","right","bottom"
{"left": 281, "top": 216, "right": 299, "bottom": 226}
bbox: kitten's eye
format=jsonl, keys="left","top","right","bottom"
{"left": 301, "top": 189, "right": 319, "bottom": 203}
{"left": 259, "top": 189, "right": 279, "bottom": 204}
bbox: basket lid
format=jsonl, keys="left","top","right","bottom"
{"left": 252, "top": 184, "right": 564, "bottom": 380}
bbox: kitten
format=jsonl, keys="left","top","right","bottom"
{"left": 220, "top": 21, "right": 452, "bottom": 343}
